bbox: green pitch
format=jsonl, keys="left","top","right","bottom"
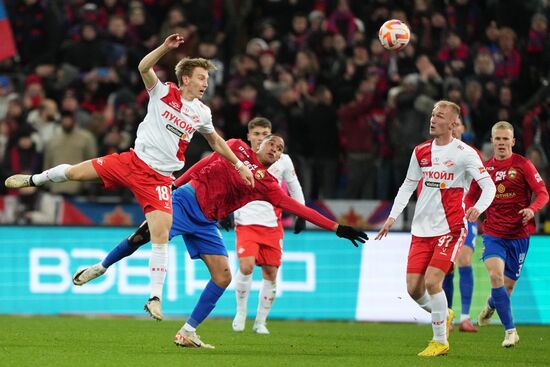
{"left": 1, "top": 316, "right": 549, "bottom": 367}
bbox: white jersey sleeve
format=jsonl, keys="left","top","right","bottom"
{"left": 234, "top": 154, "right": 304, "bottom": 227}
{"left": 280, "top": 155, "right": 305, "bottom": 204}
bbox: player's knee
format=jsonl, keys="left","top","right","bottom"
{"left": 128, "top": 223, "right": 151, "bottom": 247}
{"left": 213, "top": 271, "right": 232, "bottom": 288}
{"left": 239, "top": 263, "right": 254, "bottom": 275}
{"left": 406, "top": 284, "right": 423, "bottom": 299}
{"left": 488, "top": 269, "right": 504, "bottom": 286}
{"left": 64, "top": 165, "right": 79, "bottom": 180}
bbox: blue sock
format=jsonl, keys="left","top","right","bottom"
{"left": 187, "top": 280, "right": 226, "bottom": 328}
{"left": 442, "top": 272, "right": 455, "bottom": 308}
{"left": 488, "top": 297, "right": 495, "bottom": 309}
{"left": 102, "top": 238, "right": 139, "bottom": 268}
{"left": 491, "top": 286, "right": 515, "bottom": 330}
{"left": 459, "top": 266, "right": 474, "bottom": 315}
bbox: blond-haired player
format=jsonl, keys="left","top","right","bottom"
{"left": 375, "top": 100, "right": 496, "bottom": 356}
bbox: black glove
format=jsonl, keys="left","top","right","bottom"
{"left": 336, "top": 225, "right": 369, "bottom": 247}
{"left": 219, "top": 215, "right": 234, "bottom": 231}
{"left": 293, "top": 217, "right": 306, "bottom": 234}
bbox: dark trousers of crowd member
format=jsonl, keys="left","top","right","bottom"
{"left": 345, "top": 153, "right": 377, "bottom": 199}
{"left": 309, "top": 157, "right": 338, "bottom": 199}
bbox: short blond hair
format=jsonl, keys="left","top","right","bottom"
{"left": 491, "top": 120, "right": 514, "bottom": 137}
{"left": 175, "top": 58, "right": 217, "bottom": 87}
{"left": 434, "top": 100, "right": 461, "bottom": 117}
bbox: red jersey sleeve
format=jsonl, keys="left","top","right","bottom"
{"left": 265, "top": 187, "right": 337, "bottom": 231}
{"left": 174, "top": 152, "right": 218, "bottom": 187}
{"left": 523, "top": 159, "right": 550, "bottom": 213}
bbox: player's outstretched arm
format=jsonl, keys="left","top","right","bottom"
{"left": 273, "top": 194, "right": 368, "bottom": 247}
{"left": 138, "top": 34, "right": 184, "bottom": 90}
{"left": 202, "top": 133, "right": 255, "bottom": 187}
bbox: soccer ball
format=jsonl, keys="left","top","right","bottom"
{"left": 378, "top": 19, "right": 410, "bottom": 51}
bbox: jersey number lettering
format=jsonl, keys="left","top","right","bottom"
{"left": 155, "top": 186, "right": 170, "bottom": 201}
{"left": 437, "top": 235, "right": 454, "bottom": 248}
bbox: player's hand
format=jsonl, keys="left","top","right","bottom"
{"left": 336, "top": 225, "right": 368, "bottom": 247}
{"left": 238, "top": 165, "right": 255, "bottom": 188}
{"left": 518, "top": 208, "right": 534, "bottom": 225}
{"left": 374, "top": 217, "right": 395, "bottom": 240}
{"left": 465, "top": 207, "right": 481, "bottom": 222}
{"left": 219, "top": 215, "right": 234, "bottom": 231}
{"left": 163, "top": 34, "right": 185, "bottom": 49}
{"left": 293, "top": 217, "right": 306, "bottom": 234}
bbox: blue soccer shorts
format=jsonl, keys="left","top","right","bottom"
{"left": 464, "top": 221, "right": 478, "bottom": 249}
{"left": 481, "top": 234, "right": 530, "bottom": 281}
{"left": 169, "top": 184, "right": 227, "bottom": 259}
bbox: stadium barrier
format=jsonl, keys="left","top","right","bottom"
{"left": 0, "top": 226, "right": 548, "bottom": 324}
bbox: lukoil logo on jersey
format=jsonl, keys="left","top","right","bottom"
{"left": 161, "top": 110, "right": 196, "bottom": 134}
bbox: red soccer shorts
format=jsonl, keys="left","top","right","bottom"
{"left": 407, "top": 228, "right": 467, "bottom": 274}
{"left": 235, "top": 224, "right": 283, "bottom": 267}
{"left": 92, "top": 149, "right": 174, "bottom": 214}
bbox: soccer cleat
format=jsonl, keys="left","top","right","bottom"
{"left": 5, "top": 174, "right": 34, "bottom": 188}
{"left": 252, "top": 322, "right": 270, "bottom": 335}
{"left": 478, "top": 304, "right": 495, "bottom": 326}
{"left": 446, "top": 308, "right": 455, "bottom": 338}
{"left": 174, "top": 330, "right": 215, "bottom": 349}
{"left": 144, "top": 297, "right": 162, "bottom": 321}
{"left": 458, "top": 319, "right": 478, "bottom": 332}
{"left": 418, "top": 340, "right": 449, "bottom": 357}
{"left": 232, "top": 313, "right": 246, "bottom": 332}
{"left": 72, "top": 264, "right": 106, "bottom": 286}
{"left": 502, "top": 329, "right": 519, "bottom": 348}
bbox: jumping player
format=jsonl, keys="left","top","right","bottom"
{"left": 5, "top": 34, "right": 254, "bottom": 321}
{"left": 71, "top": 135, "right": 368, "bottom": 348}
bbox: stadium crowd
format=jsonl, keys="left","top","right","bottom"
{"left": 0, "top": 0, "right": 549, "bottom": 219}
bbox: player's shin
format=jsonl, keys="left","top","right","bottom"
{"left": 32, "top": 164, "right": 71, "bottom": 185}
{"left": 185, "top": 280, "right": 226, "bottom": 330}
{"left": 491, "top": 286, "right": 515, "bottom": 330}
{"left": 459, "top": 266, "right": 474, "bottom": 318}
{"left": 430, "top": 291, "right": 448, "bottom": 344}
{"left": 149, "top": 243, "right": 168, "bottom": 300}
{"left": 442, "top": 272, "right": 454, "bottom": 308}
{"left": 255, "top": 279, "right": 276, "bottom": 327}
{"left": 414, "top": 290, "right": 432, "bottom": 312}
{"left": 235, "top": 270, "right": 252, "bottom": 314}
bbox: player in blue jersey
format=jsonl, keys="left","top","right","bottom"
{"left": 442, "top": 117, "right": 479, "bottom": 332}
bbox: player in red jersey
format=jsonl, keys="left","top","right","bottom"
{"left": 71, "top": 135, "right": 367, "bottom": 348}
{"left": 5, "top": 34, "right": 254, "bottom": 321}
{"left": 375, "top": 100, "right": 496, "bottom": 357}
{"left": 467, "top": 121, "right": 548, "bottom": 347}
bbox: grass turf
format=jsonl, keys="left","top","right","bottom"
{"left": 1, "top": 316, "right": 549, "bottom": 367}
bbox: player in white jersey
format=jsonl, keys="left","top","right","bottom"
{"left": 230, "top": 117, "right": 305, "bottom": 334}
{"left": 5, "top": 34, "right": 254, "bottom": 321}
{"left": 374, "top": 100, "right": 496, "bottom": 357}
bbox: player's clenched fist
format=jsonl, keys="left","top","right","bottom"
{"left": 163, "top": 34, "right": 185, "bottom": 49}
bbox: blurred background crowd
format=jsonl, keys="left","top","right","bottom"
{"left": 1, "top": 0, "right": 549, "bottom": 223}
